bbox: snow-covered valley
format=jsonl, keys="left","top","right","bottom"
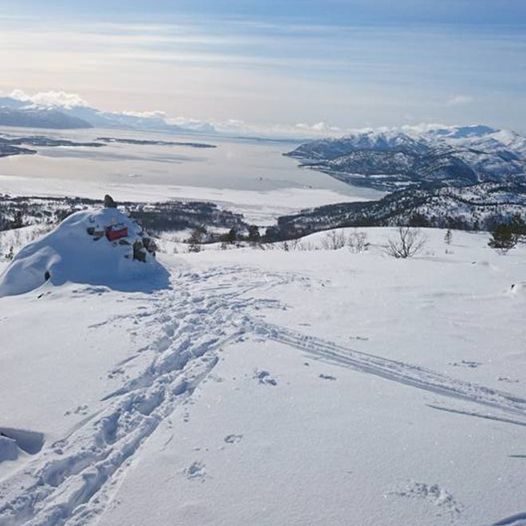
{"left": 0, "top": 223, "right": 525, "bottom": 526}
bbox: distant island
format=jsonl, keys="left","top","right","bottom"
{"left": 0, "top": 134, "right": 216, "bottom": 159}
{"left": 96, "top": 137, "right": 216, "bottom": 148}
{"left": 0, "top": 135, "right": 104, "bottom": 158}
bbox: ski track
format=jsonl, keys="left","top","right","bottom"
{"left": 1, "top": 264, "right": 525, "bottom": 525}
{"left": 491, "top": 513, "right": 526, "bottom": 526}
{"left": 246, "top": 318, "right": 526, "bottom": 419}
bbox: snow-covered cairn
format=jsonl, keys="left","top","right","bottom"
{"left": 0, "top": 196, "right": 162, "bottom": 297}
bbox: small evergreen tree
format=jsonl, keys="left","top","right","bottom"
{"left": 247, "top": 225, "right": 260, "bottom": 244}
{"left": 511, "top": 214, "right": 526, "bottom": 239}
{"left": 225, "top": 227, "right": 238, "bottom": 244}
{"left": 11, "top": 211, "right": 23, "bottom": 229}
{"left": 264, "top": 226, "right": 281, "bottom": 243}
{"left": 488, "top": 224, "right": 517, "bottom": 253}
{"left": 408, "top": 212, "right": 429, "bottom": 228}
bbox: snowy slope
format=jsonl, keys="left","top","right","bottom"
{"left": 0, "top": 228, "right": 525, "bottom": 526}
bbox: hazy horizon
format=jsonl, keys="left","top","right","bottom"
{"left": 0, "top": 0, "right": 525, "bottom": 135}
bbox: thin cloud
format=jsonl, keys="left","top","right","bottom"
{"left": 1, "top": 3, "right": 524, "bottom": 132}
{"left": 118, "top": 110, "right": 166, "bottom": 118}
{"left": 9, "top": 89, "right": 88, "bottom": 109}
{"left": 446, "top": 95, "right": 475, "bottom": 106}
{"left": 295, "top": 122, "right": 343, "bottom": 134}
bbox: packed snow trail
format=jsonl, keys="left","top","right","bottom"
{"left": 0, "top": 266, "right": 291, "bottom": 526}
{"left": 1, "top": 264, "right": 525, "bottom": 526}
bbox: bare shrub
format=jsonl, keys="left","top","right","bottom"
{"left": 347, "top": 230, "right": 369, "bottom": 253}
{"left": 386, "top": 227, "right": 426, "bottom": 258}
{"left": 288, "top": 238, "right": 301, "bottom": 251}
{"left": 297, "top": 240, "right": 317, "bottom": 251}
{"left": 257, "top": 242, "right": 272, "bottom": 251}
{"left": 267, "top": 238, "right": 301, "bottom": 251}
{"left": 321, "top": 230, "right": 346, "bottom": 250}
{"left": 1, "top": 224, "right": 54, "bottom": 260}
{"left": 187, "top": 228, "right": 205, "bottom": 253}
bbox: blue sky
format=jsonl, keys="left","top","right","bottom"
{"left": 1, "top": 0, "right": 525, "bottom": 133}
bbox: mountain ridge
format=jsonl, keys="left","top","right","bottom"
{"left": 0, "top": 95, "right": 195, "bottom": 133}
{"left": 0, "top": 107, "right": 93, "bottom": 130}
{"left": 287, "top": 125, "right": 526, "bottom": 191}
{"left": 274, "top": 181, "right": 526, "bottom": 238}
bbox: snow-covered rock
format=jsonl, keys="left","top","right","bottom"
{"left": 0, "top": 207, "right": 167, "bottom": 297}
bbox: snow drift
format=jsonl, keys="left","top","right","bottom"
{"left": 0, "top": 207, "right": 168, "bottom": 297}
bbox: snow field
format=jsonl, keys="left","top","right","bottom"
{"left": 0, "top": 227, "right": 524, "bottom": 525}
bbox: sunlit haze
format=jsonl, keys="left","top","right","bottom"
{"left": 1, "top": 0, "right": 525, "bottom": 134}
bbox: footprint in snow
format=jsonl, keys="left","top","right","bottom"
{"left": 224, "top": 434, "right": 243, "bottom": 444}
{"left": 184, "top": 461, "right": 207, "bottom": 481}
{"left": 319, "top": 374, "right": 337, "bottom": 381}
{"left": 449, "top": 360, "right": 482, "bottom": 368}
{"left": 350, "top": 335, "right": 369, "bottom": 341}
{"left": 107, "top": 368, "right": 124, "bottom": 379}
{"left": 498, "top": 376, "right": 519, "bottom": 384}
{"left": 64, "top": 405, "right": 89, "bottom": 416}
{"left": 253, "top": 369, "right": 277, "bottom": 386}
{"left": 390, "top": 481, "right": 463, "bottom": 520}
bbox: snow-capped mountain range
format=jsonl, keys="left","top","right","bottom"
{"left": 0, "top": 94, "right": 209, "bottom": 133}
{"left": 287, "top": 125, "right": 526, "bottom": 190}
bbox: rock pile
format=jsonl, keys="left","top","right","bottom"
{"left": 0, "top": 198, "right": 165, "bottom": 297}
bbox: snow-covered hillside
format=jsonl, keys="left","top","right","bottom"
{"left": 288, "top": 125, "right": 526, "bottom": 190}
{"left": 0, "top": 227, "right": 525, "bottom": 526}
{"left": 276, "top": 182, "right": 526, "bottom": 237}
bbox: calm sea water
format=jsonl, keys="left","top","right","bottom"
{"left": 0, "top": 127, "right": 382, "bottom": 204}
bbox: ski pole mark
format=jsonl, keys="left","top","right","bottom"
{"left": 427, "top": 404, "right": 526, "bottom": 428}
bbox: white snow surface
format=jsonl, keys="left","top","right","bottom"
{"left": 0, "top": 207, "right": 167, "bottom": 298}
{"left": 0, "top": 176, "right": 373, "bottom": 226}
{"left": 0, "top": 228, "right": 525, "bottom": 526}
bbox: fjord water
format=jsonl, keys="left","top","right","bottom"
{"left": 0, "top": 127, "right": 382, "bottom": 213}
